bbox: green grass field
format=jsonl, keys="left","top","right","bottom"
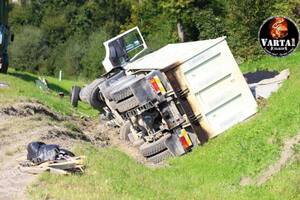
{"left": 2, "top": 52, "right": 300, "bottom": 199}
{"left": 0, "top": 69, "right": 98, "bottom": 117}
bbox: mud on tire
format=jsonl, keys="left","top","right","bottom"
{"left": 80, "top": 78, "right": 106, "bottom": 110}
{"left": 147, "top": 149, "right": 173, "bottom": 164}
{"left": 139, "top": 134, "right": 171, "bottom": 157}
{"left": 71, "top": 86, "right": 81, "bottom": 107}
{"left": 120, "top": 121, "right": 131, "bottom": 141}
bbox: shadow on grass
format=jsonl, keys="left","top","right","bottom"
{"left": 47, "top": 82, "right": 70, "bottom": 95}
{"left": 8, "top": 71, "right": 70, "bottom": 95}
{"left": 243, "top": 70, "right": 279, "bottom": 84}
{"left": 8, "top": 71, "right": 36, "bottom": 82}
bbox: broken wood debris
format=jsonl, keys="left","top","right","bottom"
{"left": 19, "top": 156, "right": 85, "bottom": 175}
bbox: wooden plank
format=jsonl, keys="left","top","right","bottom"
{"left": 19, "top": 166, "right": 48, "bottom": 174}
{"left": 49, "top": 167, "right": 70, "bottom": 175}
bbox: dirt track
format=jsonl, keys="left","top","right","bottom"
{"left": 0, "top": 102, "right": 110, "bottom": 200}
{"left": 0, "top": 101, "right": 154, "bottom": 200}
{"left": 240, "top": 132, "right": 300, "bottom": 186}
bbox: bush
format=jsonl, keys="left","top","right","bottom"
{"left": 80, "top": 31, "right": 109, "bottom": 79}
{"left": 191, "top": 9, "right": 225, "bottom": 40}
{"left": 62, "top": 37, "right": 85, "bottom": 78}
{"left": 225, "top": 0, "right": 274, "bottom": 60}
{"left": 10, "top": 0, "right": 297, "bottom": 77}
{"left": 9, "top": 26, "right": 47, "bottom": 72}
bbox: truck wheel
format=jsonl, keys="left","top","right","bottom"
{"left": 0, "top": 53, "right": 9, "bottom": 74}
{"left": 89, "top": 84, "right": 105, "bottom": 110}
{"left": 147, "top": 149, "right": 173, "bottom": 164}
{"left": 139, "top": 134, "right": 171, "bottom": 157}
{"left": 80, "top": 78, "right": 105, "bottom": 110}
{"left": 120, "top": 121, "right": 131, "bottom": 141}
{"left": 0, "top": 63, "right": 8, "bottom": 74}
{"left": 71, "top": 86, "right": 81, "bottom": 107}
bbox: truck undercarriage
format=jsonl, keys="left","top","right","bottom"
{"left": 73, "top": 68, "right": 199, "bottom": 163}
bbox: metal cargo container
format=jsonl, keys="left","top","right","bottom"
{"left": 127, "top": 37, "right": 257, "bottom": 138}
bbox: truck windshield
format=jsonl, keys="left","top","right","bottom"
{"left": 122, "top": 31, "right": 144, "bottom": 59}
{"left": 103, "top": 27, "right": 147, "bottom": 70}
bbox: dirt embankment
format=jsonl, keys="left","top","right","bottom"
{"left": 0, "top": 101, "right": 172, "bottom": 199}
{"left": 240, "top": 133, "right": 300, "bottom": 186}
{"left": 0, "top": 101, "right": 110, "bottom": 200}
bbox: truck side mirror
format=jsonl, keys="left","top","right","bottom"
{"left": 11, "top": 33, "right": 14, "bottom": 42}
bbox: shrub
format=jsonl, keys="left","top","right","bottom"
{"left": 9, "top": 26, "right": 47, "bottom": 72}
{"left": 80, "top": 30, "right": 109, "bottom": 79}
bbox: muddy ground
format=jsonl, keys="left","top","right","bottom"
{"left": 0, "top": 101, "right": 111, "bottom": 200}
{"left": 0, "top": 101, "right": 152, "bottom": 200}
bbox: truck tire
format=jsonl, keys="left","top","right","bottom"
{"left": 139, "top": 134, "right": 171, "bottom": 157}
{"left": 0, "top": 63, "right": 8, "bottom": 74}
{"left": 71, "top": 86, "right": 81, "bottom": 107}
{"left": 88, "top": 80, "right": 105, "bottom": 110}
{"left": 80, "top": 78, "right": 105, "bottom": 110}
{"left": 0, "top": 53, "right": 9, "bottom": 74}
{"left": 120, "top": 121, "right": 131, "bottom": 141}
{"left": 148, "top": 149, "right": 173, "bottom": 164}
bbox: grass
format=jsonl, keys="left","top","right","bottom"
{"left": 26, "top": 51, "right": 300, "bottom": 200}
{"left": 0, "top": 52, "right": 298, "bottom": 199}
{"left": 0, "top": 69, "right": 98, "bottom": 117}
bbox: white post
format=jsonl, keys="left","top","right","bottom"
{"left": 59, "top": 70, "right": 62, "bottom": 81}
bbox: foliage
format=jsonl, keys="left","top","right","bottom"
{"left": 225, "top": 0, "right": 274, "bottom": 60}
{"left": 272, "top": 0, "right": 300, "bottom": 25}
{"left": 8, "top": 0, "right": 300, "bottom": 78}
{"left": 9, "top": 26, "right": 47, "bottom": 72}
{"left": 80, "top": 31, "right": 109, "bottom": 79}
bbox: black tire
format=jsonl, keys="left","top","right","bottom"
{"left": 148, "top": 149, "right": 173, "bottom": 164}
{"left": 71, "top": 86, "right": 81, "bottom": 107}
{"left": 89, "top": 84, "right": 105, "bottom": 110}
{"left": 80, "top": 78, "right": 105, "bottom": 110}
{"left": 139, "top": 134, "right": 171, "bottom": 157}
{"left": 0, "top": 63, "right": 8, "bottom": 74}
{"left": 0, "top": 53, "right": 8, "bottom": 74}
{"left": 120, "top": 121, "right": 131, "bottom": 141}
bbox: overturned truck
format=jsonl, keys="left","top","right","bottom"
{"left": 72, "top": 27, "right": 257, "bottom": 163}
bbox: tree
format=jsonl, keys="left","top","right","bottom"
{"left": 225, "top": 0, "right": 274, "bottom": 59}
{"left": 9, "top": 26, "right": 47, "bottom": 72}
{"left": 160, "top": 0, "right": 194, "bottom": 42}
{"left": 80, "top": 30, "right": 109, "bottom": 79}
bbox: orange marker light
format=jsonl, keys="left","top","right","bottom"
{"left": 153, "top": 75, "right": 166, "bottom": 94}
{"left": 150, "top": 78, "right": 160, "bottom": 93}
{"left": 178, "top": 129, "right": 192, "bottom": 150}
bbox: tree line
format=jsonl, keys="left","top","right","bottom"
{"left": 8, "top": 0, "right": 300, "bottom": 79}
